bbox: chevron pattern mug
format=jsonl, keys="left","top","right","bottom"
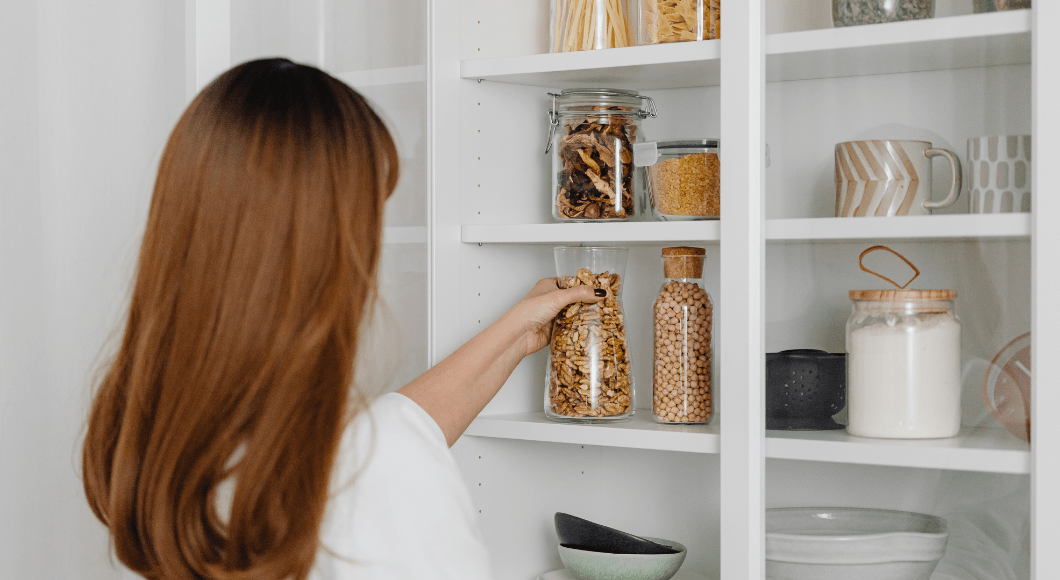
{"left": 835, "top": 140, "right": 963, "bottom": 217}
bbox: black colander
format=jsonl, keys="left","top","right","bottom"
{"left": 766, "top": 349, "right": 846, "bottom": 430}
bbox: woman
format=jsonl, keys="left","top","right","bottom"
{"left": 82, "top": 58, "right": 603, "bottom": 579}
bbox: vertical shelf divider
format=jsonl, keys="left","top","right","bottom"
{"left": 1031, "top": 3, "right": 1059, "bottom": 578}
{"left": 428, "top": 0, "right": 464, "bottom": 365}
{"left": 719, "top": 0, "right": 767, "bottom": 578}
{"left": 184, "top": 0, "right": 231, "bottom": 101}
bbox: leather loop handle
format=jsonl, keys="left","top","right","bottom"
{"left": 859, "top": 245, "right": 920, "bottom": 289}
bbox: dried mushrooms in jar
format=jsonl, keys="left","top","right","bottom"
{"left": 547, "top": 89, "right": 655, "bottom": 222}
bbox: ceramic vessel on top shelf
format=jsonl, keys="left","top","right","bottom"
{"left": 832, "top": 0, "right": 935, "bottom": 27}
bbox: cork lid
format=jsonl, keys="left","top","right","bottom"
{"left": 662, "top": 246, "right": 706, "bottom": 278}
{"left": 662, "top": 246, "right": 706, "bottom": 257}
{"left": 849, "top": 289, "right": 957, "bottom": 301}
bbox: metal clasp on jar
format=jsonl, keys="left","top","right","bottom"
{"left": 544, "top": 90, "right": 658, "bottom": 154}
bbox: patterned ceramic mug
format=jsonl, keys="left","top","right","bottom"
{"left": 835, "top": 140, "right": 963, "bottom": 217}
{"left": 968, "top": 135, "right": 1031, "bottom": 214}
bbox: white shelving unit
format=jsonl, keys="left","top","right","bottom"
{"left": 437, "top": 4, "right": 1056, "bottom": 579}
{"left": 462, "top": 213, "right": 1030, "bottom": 244}
{"left": 465, "top": 413, "right": 1029, "bottom": 474}
{"left": 465, "top": 412, "right": 721, "bottom": 454}
{"left": 460, "top": 10, "right": 1030, "bottom": 89}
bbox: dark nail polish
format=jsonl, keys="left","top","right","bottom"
{"left": 594, "top": 289, "right": 606, "bottom": 297}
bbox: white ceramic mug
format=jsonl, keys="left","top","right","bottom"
{"left": 835, "top": 140, "right": 963, "bottom": 217}
{"left": 967, "top": 135, "right": 1031, "bottom": 214}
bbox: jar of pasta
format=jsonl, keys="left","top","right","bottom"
{"left": 653, "top": 247, "right": 713, "bottom": 424}
{"left": 639, "top": 0, "right": 721, "bottom": 44}
{"left": 546, "top": 247, "right": 635, "bottom": 422}
{"left": 551, "top": 0, "right": 637, "bottom": 52}
{"left": 545, "top": 89, "right": 657, "bottom": 222}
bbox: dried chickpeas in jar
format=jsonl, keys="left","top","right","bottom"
{"left": 653, "top": 247, "right": 713, "bottom": 424}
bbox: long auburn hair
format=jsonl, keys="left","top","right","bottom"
{"left": 82, "top": 58, "right": 399, "bottom": 579}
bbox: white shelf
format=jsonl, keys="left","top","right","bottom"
{"left": 462, "top": 221, "right": 720, "bottom": 245}
{"left": 766, "top": 213, "right": 1030, "bottom": 243}
{"left": 334, "top": 65, "right": 426, "bottom": 88}
{"left": 465, "top": 411, "right": 720, "bottom": 454}
{"left": 766, "top": 427, "right": 1029, "bottom": 474}
{"left": 461, "top": 41, "right": 720, "bottom": 90}
{"left": 461, "top": 214, "right": 1029, "bottom": 245}
{"left": 767, "top": 10, "right": 1031, "bottom": 83}
{"left": 465, "top": 412, "right": 1029, "bottom": 473}
{"left": 461, "top": 11, "right": 1030, "bottom": 90}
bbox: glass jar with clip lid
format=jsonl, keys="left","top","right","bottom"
{"left": 544, "top": 88, "right": 657, "bottom": 222}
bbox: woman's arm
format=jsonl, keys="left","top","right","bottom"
{"left": 398, "top": 278, "right": 604, "bottom": 447}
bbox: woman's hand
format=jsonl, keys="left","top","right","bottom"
{"left": 504, "top": 278, "right": 606, "bottom": 357}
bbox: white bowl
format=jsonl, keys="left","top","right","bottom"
{"left": 766, "top": 508, "right": 948, "bottom": 580}
{"left": 558, "top": 537, "right": 687, "bottom": 580}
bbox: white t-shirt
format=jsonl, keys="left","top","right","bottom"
{"left": 309, "top": 392, "right": 493, "bottom": 580}
{"left": 120, "top": 393, "right": 489, "bottom": 580}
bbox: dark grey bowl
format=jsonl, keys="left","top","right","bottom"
{"left": 555, "top": 513, "right": 679, "bottom": 555}
{"left": 766, "top": 349, "right": 846, "bottom": 430}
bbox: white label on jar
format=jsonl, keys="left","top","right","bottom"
{"left": 848, "top": 314, "right": 961, "bottom": 439}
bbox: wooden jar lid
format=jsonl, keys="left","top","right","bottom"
{"left": 662, "top": 246, "right": 706, "bottom": 279}
{"left": 849, "top": 289, "right": 957, "bottom": 301}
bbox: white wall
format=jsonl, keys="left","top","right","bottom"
{"left": 0, "top": 1, "right": 184, "bottom": 577}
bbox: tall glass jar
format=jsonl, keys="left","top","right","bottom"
{"left": 545, "top": 89, "right": 657, "bottom": 222}
{"left": 546, "top": 247, "right": 634, "bottom": 422}
{"left": 846, "top": 290, "right": 961, "bottom": 439}
{"left": 652, "top": 247, "right": 713, "bottom": 424}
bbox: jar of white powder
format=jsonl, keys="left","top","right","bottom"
{"left": 846, "top": 289, "right": 961, "bottom": 439}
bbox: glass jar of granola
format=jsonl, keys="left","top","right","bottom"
{"left": 546, "top": 247, "right": 635, "bottom": 422}
{"left": 653, "top": 247, "right": 713, "bottom": 424}
{"left": 545, "top": 89, "right": 657, "bottom": 222}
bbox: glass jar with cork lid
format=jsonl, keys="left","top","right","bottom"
{"left": 653, "top": 247, "right": 714, "bottom": 424}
